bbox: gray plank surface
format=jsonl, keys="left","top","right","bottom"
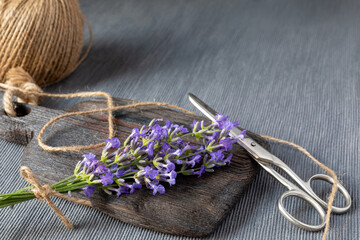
{"left": 0, "top": 0, "right": 359, "bottom": 239}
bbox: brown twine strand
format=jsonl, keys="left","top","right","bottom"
{"left": 3, "top": 67, "right": 43, "bottom": 117}
{"left": 19, "top": 166, "right": 91, "bottom": 229}
{"left": 0, "top": 82, "right": 337, "bottom": 239}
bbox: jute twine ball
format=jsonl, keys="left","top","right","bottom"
{"left": 0, "top": 0, "right": 88, "bottom": 116}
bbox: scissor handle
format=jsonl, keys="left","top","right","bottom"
{"left": 305, "top": 174, "right": 351, "bottom": 214}
{"left": 278, "top": 189, "right": 326, "bottom": 231}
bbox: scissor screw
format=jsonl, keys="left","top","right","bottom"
{"left": 251, "top": 142, "right": 256, "bottom": 147}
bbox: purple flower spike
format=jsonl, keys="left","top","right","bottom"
{"left": 149, "top": 124, "right": 168, "bottom": 141}
{"left": 114, "top": 186, "right": 130, "bottom": 197}
{"left": 105, "top": 137, "right": 121, "bottom": 149}
{"left": 167, "top": 178, "right": 176, "bottom": 186}
{"left": 144, "top": 166, "right": 159, "bottom": 180}
{"left": 219, "top": 138, "right": 237, "bottom": 151}
{"left": 162, "top": 142, "right": 170, "bottom": 150}
{"left": 210, "top": 150, "right": 225, "bottom": 163}
{"left": 149, "top": 119, "right": 163, "bottom": 126}
{"left": 94, "top": 164, "right": 110, "bottom": 175}
{"left": 172, "top": 124, "right": 189, "bottom": 134}
{"left": 194, "top": 165, "right": 206, "bottom": 178}
{"left": 83, "top": 153, "right": 96, "bottom": 161}
{"left": 82, "top": 185, "right": 96, "bottom": 198}
{"left": 166, "top": 170, "right": 177, "bottom": 186}
{"left": 146, "top": 142, "right": 155, "bottom": 157}
{"left": 215, "top": 113, "right": 228, "bottom": 122}
{"left": 110, "top": 164, "right": 119, "bottom": 170}
{"left": 166, "top": 162, "right": 175, "bottom": 171}
{"left": 100, "top": 172, "right": 114, "bottom": 186}
{"left": 238, "top": 130, "right": 246, "bottom": 140}
{"left": 170, "top": 170, "right": 177, "bottom": 179}
{"left": 165, "top": 120, "right": 171, "bottom": 129}
{"left": 190, "top": 120, "right": 200, "bottom": 130}
{"left": 187, "top": 154, "right": 202, "bottom": 168}
{"left": 224, "top": 153, "right": 233, "bottom": 165}
{"left": 173, "top": 149, "right": 183, "bottom": 156}
{"left": 207, "top": 131, "right": 220, "bottom": 143}
{"left": 81, "top": 153, "right": 98, "bottom": 170}
{"left": 152, "top": 184, "right": 165, "bottom": 195}
{"left": 219, "top": 120, "right": 239, "bottom": 130}
{"left": 115, "top": 169, "right": 126, "bottom": 178}
{"left": 129, "top": 183, "right": 142, "bottom": 193}
{"left": 131, "top": 128, "right": 146, "bottom": 138}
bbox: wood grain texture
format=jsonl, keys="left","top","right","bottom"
{"left": 0, "top": 98, "right": 269, "bottom": 237}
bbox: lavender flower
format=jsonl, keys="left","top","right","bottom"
{"left": 0, "top": 114, "right": 245, "bottom": 213}
{"left": 72, "top": 115, "right": 242, "bottom": 197}
{"left": 210, "top": 150, "right": 225, "bottom": 163}
{"left": 82, "top": 185, "right": 95, "bottom": 197}
{"left": 100, "top": 172, "right": 114, "bottom": 186}
{"left": 219, "top": 138, "right": 237, "bottom": 151}
{"left": 93, "top": 164, "right": 110, "bottom": 175}
{"left": 239, "top": 129, "right": 247, "bottom": 140}
{"left": 151, "top": 184, "right": 166, "bottom": 195}
{"left": 215, "top": 113, "right": 228, "bottom": 122}
{"left": 105, "top": 138, "right": 121, "bottom": 149}
{"left": 194, "top": 165, "right": 206, "bottom": 178}
{"left": 115, "top": 169, "right": 126, "bottom": 178}
{"left": 143, "top": 166, "right": 159, "bottom": 180}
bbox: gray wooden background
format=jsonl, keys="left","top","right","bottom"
{"left": 0, "top": 0, "right": 359, "bottom": 239}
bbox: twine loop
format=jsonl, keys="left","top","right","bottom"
{"left": 3, "top": 67, "right": 43, "bottom": 117}
{"left": 20, "top": 166, "right": 74, "bottom": 229}
{"left": 32, "top": 184, "right": 53, "bottom": 202}
{"left": 20, "top": 166, "right": 51, "bottom": 202}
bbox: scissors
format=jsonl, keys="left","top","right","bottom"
{"left": 188, "top": 93, "right": 351, "bottom": 231}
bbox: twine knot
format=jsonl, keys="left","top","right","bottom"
{"left": 31, "top": 184, "right": 53, "bottom": 202}
{"left": 19, "top": 166, "right": 74, "bottom": 229}
{"left": 3, "top": 67, "right": 43, "bottom": 117}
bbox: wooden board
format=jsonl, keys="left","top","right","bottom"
{"left": 0, "top": 98, "right": 269, "bottom": 237}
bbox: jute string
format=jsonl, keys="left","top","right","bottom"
{"left": 0, "top": 82, "right": 337, "bottom": 240}
{"left": 20, "top": 166, "right": 92, "bottom": 229}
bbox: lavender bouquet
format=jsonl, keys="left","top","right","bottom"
{"left": 0, "top": 114, "right": 245, "bottom": 208}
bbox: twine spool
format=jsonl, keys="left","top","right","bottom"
{"left": 0, "top": 0, "right": 91, "bottom": 116}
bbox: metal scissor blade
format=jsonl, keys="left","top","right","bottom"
{"left": 188, "top": 93, "right": 217, "bottom": 122}
{"left": 187, "top": 93, "right": 277, "bottom": 164}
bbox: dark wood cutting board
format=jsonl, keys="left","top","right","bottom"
{"left": 0, "top": 97, "right": 269, "bottom": 237}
